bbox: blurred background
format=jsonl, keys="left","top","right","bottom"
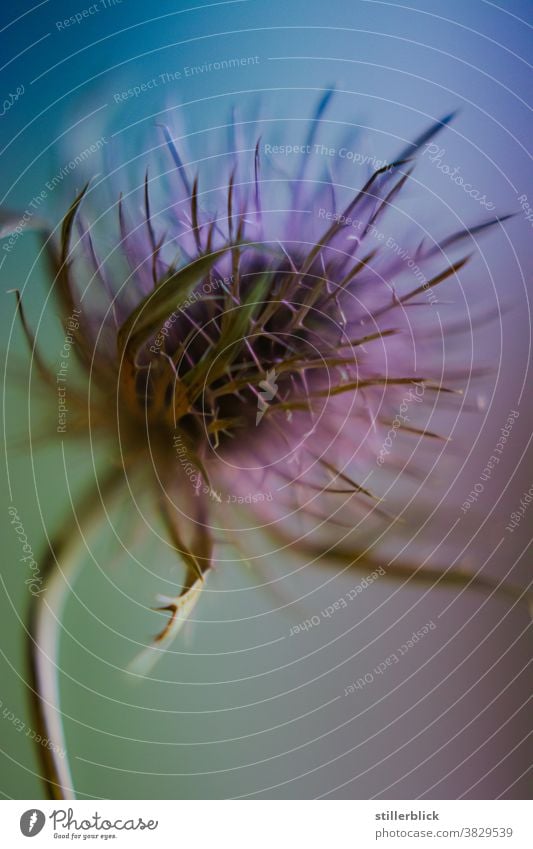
{"left": 1, "top": 0, "right": 531, "bottom": 799}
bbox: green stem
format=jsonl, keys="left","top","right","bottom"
{"left": 26, "top": 465, "right": 124, "bottom": 800}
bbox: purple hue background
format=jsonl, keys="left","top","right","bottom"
{"left": 0, "top": 0, "right": 531, "bottom": 799}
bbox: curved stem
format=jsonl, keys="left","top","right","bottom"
{"left": 26, "top": 465, "right": 124, "bottom": 800}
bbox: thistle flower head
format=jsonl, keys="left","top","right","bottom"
{"left": 12, "top": 95, "right": 520, "bottom": 662}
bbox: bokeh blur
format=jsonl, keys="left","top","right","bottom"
{"left": 1, "top": 0, "right": 531, "bottom": 799}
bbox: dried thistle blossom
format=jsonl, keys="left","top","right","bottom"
{"left": 8, "top": 94, "right": 528, "bottom": 797}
